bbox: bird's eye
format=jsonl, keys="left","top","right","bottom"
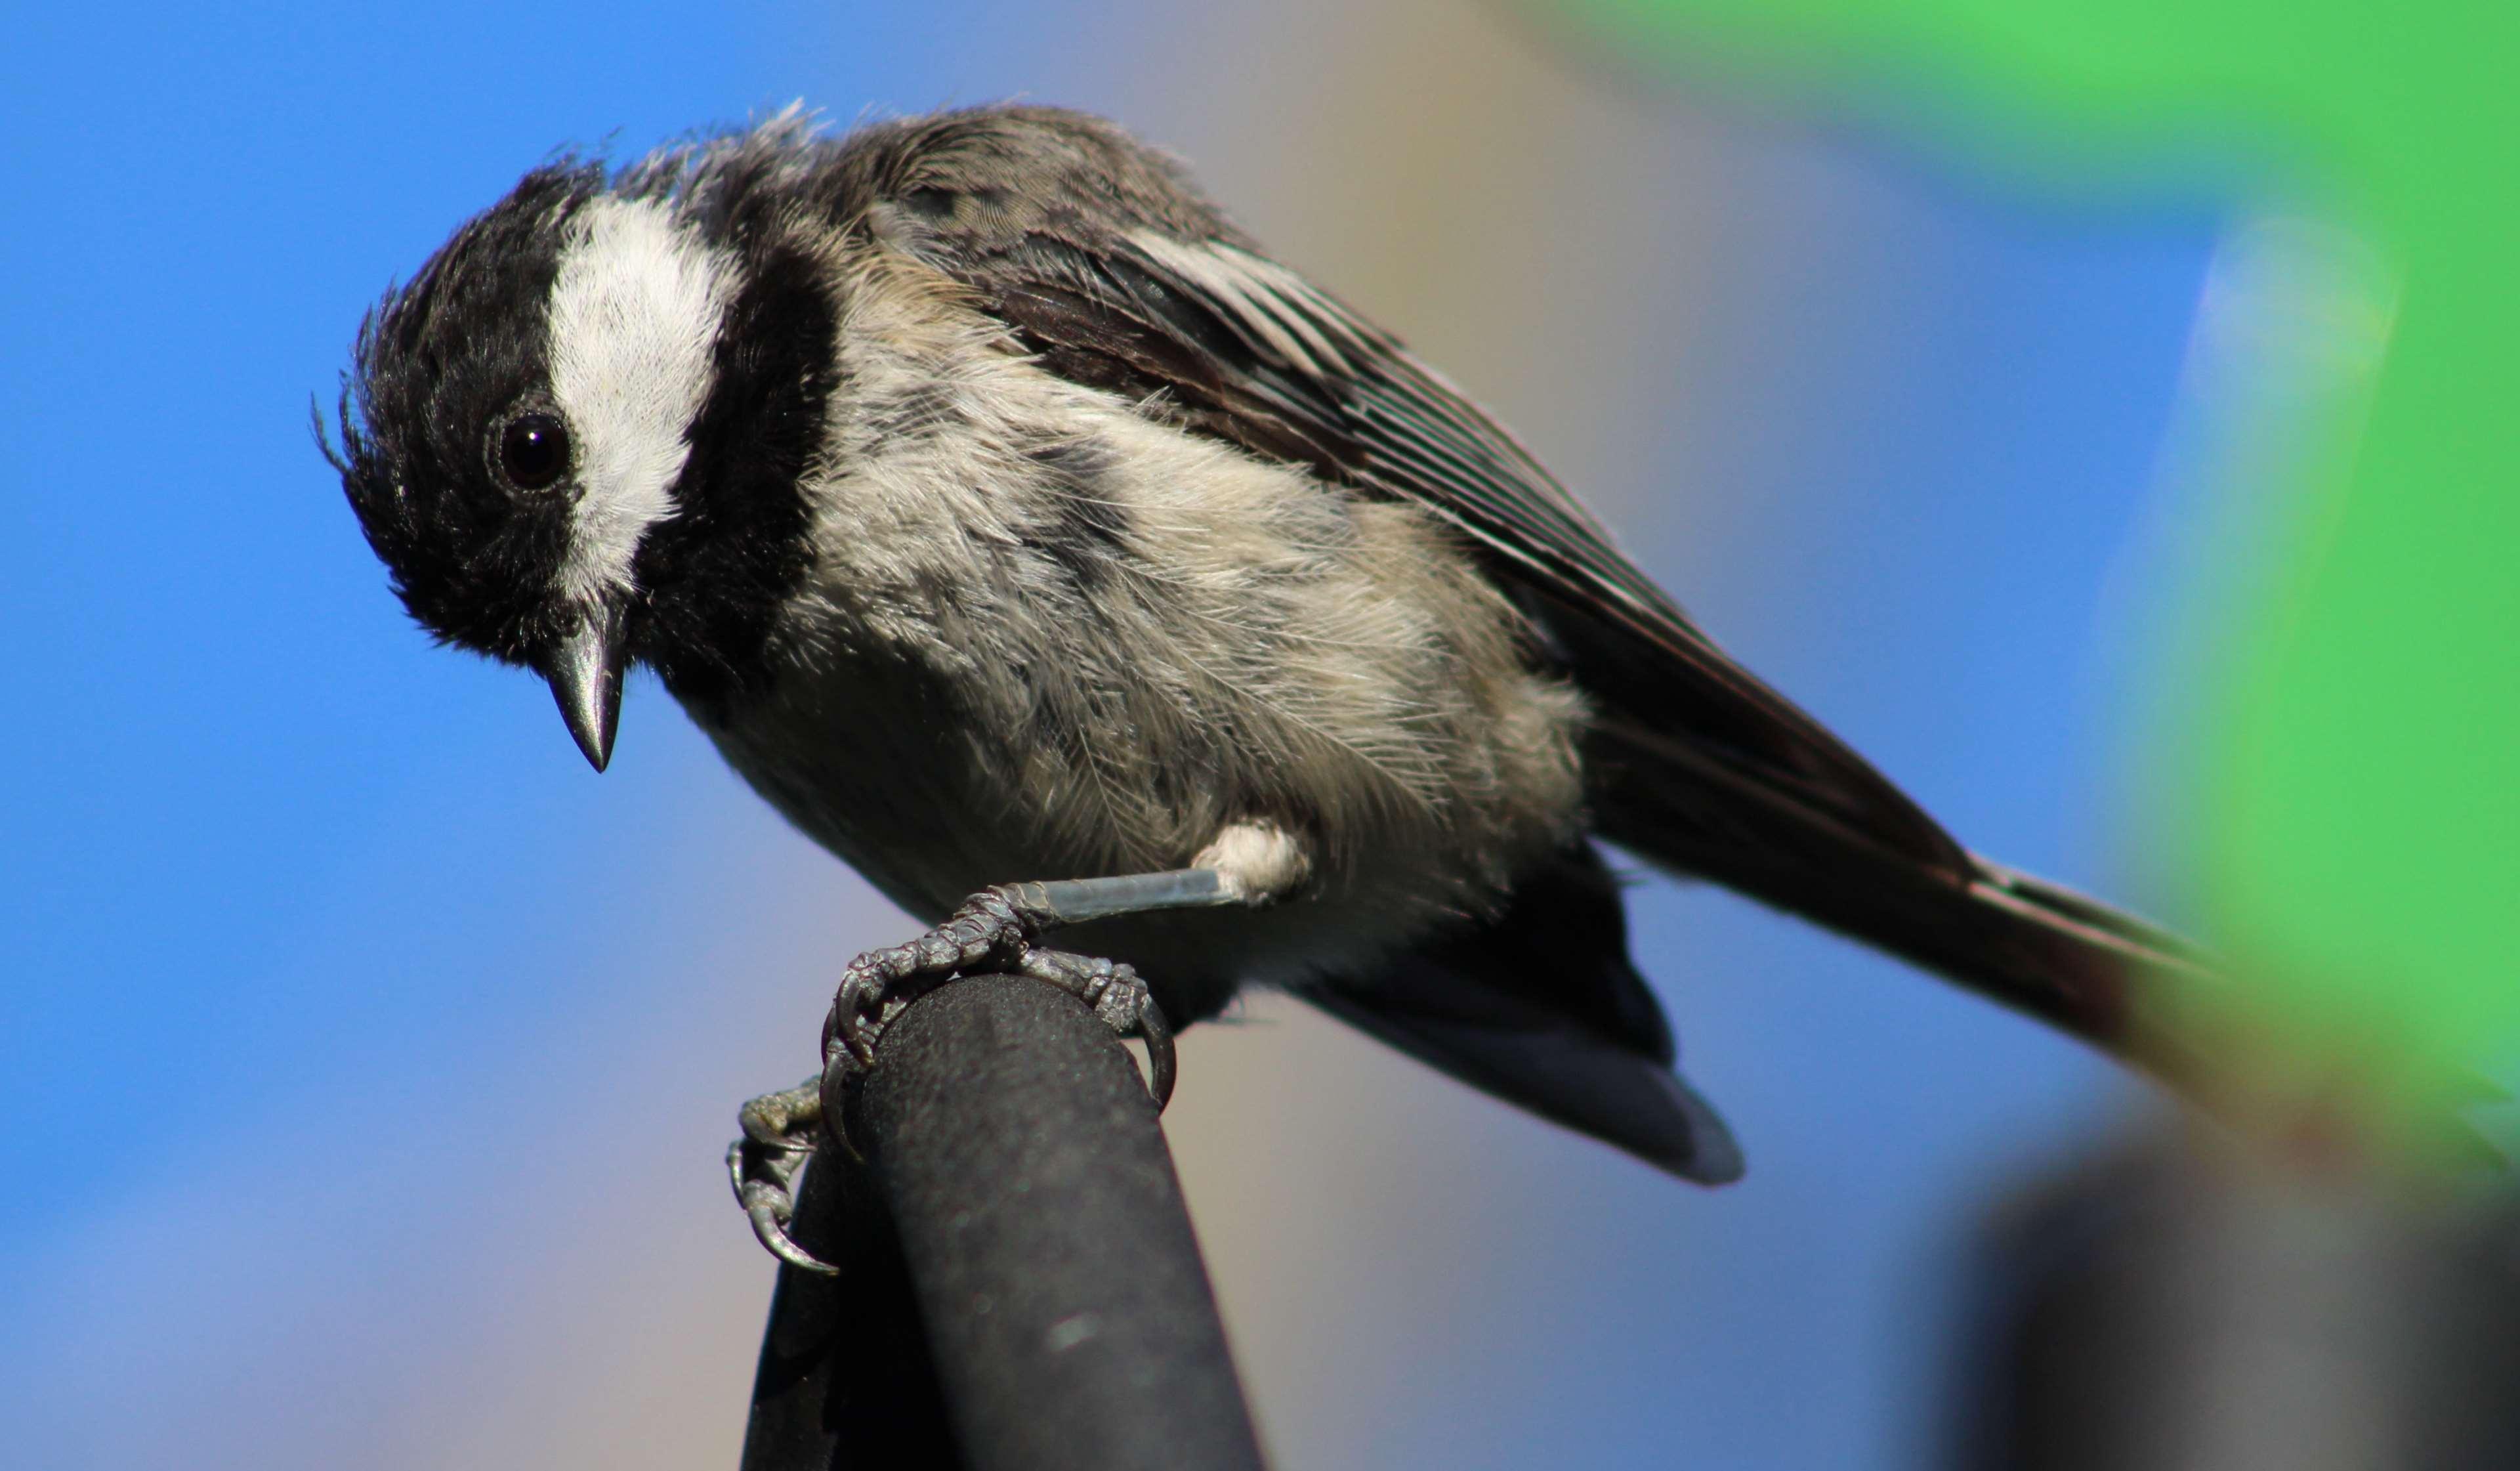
{"left": 495, "top": 412, "right": 571, "bottom": 492}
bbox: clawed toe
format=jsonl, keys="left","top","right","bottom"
{"left": 816, "top": 889, "right": 1174, "bottom": 1114}
{"left": 729, "top": 1077, "right": 837, "bottom": 1274}
{"left": 1015, "top": 948, "right": 1176, "bottom": 1107}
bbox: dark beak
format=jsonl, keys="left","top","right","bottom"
{"left": 543, "top": 603, "right": 628, "bottom": 773}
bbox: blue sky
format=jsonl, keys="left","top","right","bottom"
{"left": 0, "top": 3, "right": 2219, "bottom": 1466}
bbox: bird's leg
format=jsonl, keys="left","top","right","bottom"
{"left": 732, "top": 866, "right": 1255, "bottom": 1273}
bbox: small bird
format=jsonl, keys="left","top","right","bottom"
{"left": 327, "top": 103, "right": 2204, "bottom": 1268}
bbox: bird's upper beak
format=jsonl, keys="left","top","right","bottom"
{"left": 543, "top": 601, "right": 629, "bottom": 773}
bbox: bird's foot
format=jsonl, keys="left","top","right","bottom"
{"left": 728, "top": 1076, "right": 834, "bottom": 1274}
{"left": 820, "top": 886, "right": 1177, "bottom": 1124}
{"left": 730, "top": 885, "right": 1177, "bottom": 1272}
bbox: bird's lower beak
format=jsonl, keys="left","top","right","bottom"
{"left": 543, "top": 603, "right": 628, "bottom": 773}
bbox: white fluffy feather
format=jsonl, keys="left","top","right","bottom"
{"left": 545, "top": 196, "right": 737, "bottom": 606}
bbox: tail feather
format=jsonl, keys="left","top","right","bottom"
{"left": 1586, "top": 716, "right": 2212, "bottom": 1085}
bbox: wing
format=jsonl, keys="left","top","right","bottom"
{"left": 849, "top": 106, "right": 1968, "bottom": 879}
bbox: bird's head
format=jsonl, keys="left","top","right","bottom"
{"left": 326, "top": 150, "right": 833, "bottom": 769}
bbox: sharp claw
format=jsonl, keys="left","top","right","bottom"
{"left": 732, "top": 1136, "right": 841, "bottom": 1273}
{"left": 746, "top": 1193, "right": 841, "bottom": 1275}
{"left": 819, "top": 1049, "right": 866, "bottom": 1164}
{"left": 1139, "top": 994, "right": 1177, "bottom": 1109}
{"left": 730, "top": 1077, "right": 841, "bottom": 1272}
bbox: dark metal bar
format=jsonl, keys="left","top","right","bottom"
{"left": 860, "top": 974, "right": 1267, "bottom": 1471}
{"left": 739, "top": 1138, "right": 961, "bottom": 1469}
{"left": 740, "top": 973, "right": 1267, "bottom": 1471}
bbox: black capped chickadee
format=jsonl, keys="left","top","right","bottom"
{"left": 327, "top": 104, "right": 2205, "bottom": 1269}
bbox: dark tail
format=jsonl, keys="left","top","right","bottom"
{"left": 1586, "top": 716, "right": 2213, "bottom": 1088}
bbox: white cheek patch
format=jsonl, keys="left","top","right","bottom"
{"left": 545, "top": 195, "right": 738, "bottom": 605}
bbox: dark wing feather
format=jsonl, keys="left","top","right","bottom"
{"left": 1305, "top": 841, "right": 1744, "bottom": 1185}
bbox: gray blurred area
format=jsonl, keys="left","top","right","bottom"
{"left": 1950, "top": 1130, "right": 2520, "bottom": 1471}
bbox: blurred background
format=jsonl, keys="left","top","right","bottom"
{"left": 4, "top": 1, "right": 2508, "bottom": 1467}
